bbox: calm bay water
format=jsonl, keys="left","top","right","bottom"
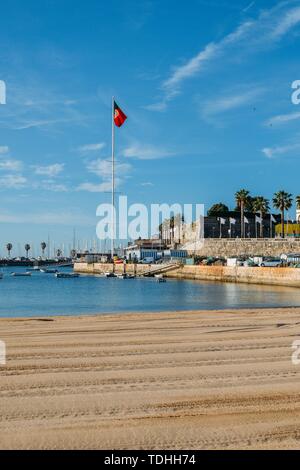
{"left": 0, "top": 266, "right": 299, "bottom": 317}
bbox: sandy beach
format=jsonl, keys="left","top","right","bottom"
{"left": 0, "top": 307, "right": 300, "bottom": 450}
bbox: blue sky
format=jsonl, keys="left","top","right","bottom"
{"left": 1, "top": 0, "right": 300, "bottom": 254}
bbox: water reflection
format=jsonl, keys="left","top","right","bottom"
{"left": 0, "top": 267, "right": 299, "bottom": 317}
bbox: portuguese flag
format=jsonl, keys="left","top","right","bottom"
{"left": 114, "top": 101, "right": 127, "bottom": 127}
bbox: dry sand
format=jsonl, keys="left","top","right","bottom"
{"left": 0, "top": 308, "right": 300, "bottom": 450}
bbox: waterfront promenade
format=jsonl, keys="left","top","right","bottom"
{"left": 0, "top": 308, "right": 300, "bottom": 449}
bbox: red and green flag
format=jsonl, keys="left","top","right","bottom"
{"left": 114, "top": 101, "right": 127, "bottom": 127}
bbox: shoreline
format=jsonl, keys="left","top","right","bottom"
{"left": 1, "top": 303, "right": 300, "bottom": 321}
{"left": 0, "top": 305, "right": 300, "bottom": 322}
{"left": 1, "top": 307, "right": 300, "bottom": 449}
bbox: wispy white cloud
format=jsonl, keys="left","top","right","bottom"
{"left": 143, "top": 101, "right": 167, "bottom": 112}
{"left": 87, "top": 159, "right": 132, "bottom": 178}
{"left": 0, "top": 211, "right": 94, "bottom": 226}
{"left": 162, "top": 43, "right": 219, "bottom": 103}
{"left": 202, "top": 87, "right": 264, "bottom": 119}
{"left": 242, "top": 1, "right": 255, "bottom": 14}
{"left": 33, "top": 163, "right": 64, "bottom": 177}
{"left": 0, "top": 81, "right": 88, "bottom": 132}
{"left": 141, "top": 181, "right": 154, "bottom": 187}
{"left": 147, "top": 2, "right": 300, "bottom": 109}
{"left": 0, "top": 159, "right": 23, "bottom": 172}
{"left": 22, "top": 98, "right": 78, "bottom": 108}
{"left": 262, "top": 142, "right": 300, "bottom": 158}
{"left": 37, "top": 179, "right": 68, "bottom": 192}
{"left": 12, "top": 118, "right": 80, "bottom": 131}
{"left": 124, "top": 142, "right": 175, "bottom": 160}
{"left": 78, "top": 157, "right": 131, "bottom": 193}
{"left": 265, "top": 111, "right": 300, "bottom": 126}
{"left": 78, "top": 142, "right": 106, "bottom": 153}
{"left": 270, "top": 4, "right": 300, "bottom": 39}
{"left": 0, "top": 174, "right": 27, "bottom": 189}
{"left": 77, "top": 180, "right": 122, "bottom": 193}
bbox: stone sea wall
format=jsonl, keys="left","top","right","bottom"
{"left": 166, "top": 265, "right": 300, "bottom": 287}
{"left": 190, "top": 239, "right": 300, "bottom": 258}
{"left": 74, "top": 262, "right": 152, "bottom": 276}
{"left": 75, "top": 262, "right": 300, "bottom": 287}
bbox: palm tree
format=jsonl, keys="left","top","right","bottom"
{"left": 252, "top": 196, "right": 270, "bottom": 238}
{"left": 235, "top": 189, "right": 250, "bottom": 238}
{"left": 296, "top": 195, "right": 300, "bottom": 222}
{"left": 174, "top": 213, "right": 183, "bottom": 244}
{"left": 41, "top": 242, "right": 47, "bottom": 258}
{"left": 170, "top": 216, "right": 175, "bottom": 244}
{"left": 272, "top": 190, "right": 293, "bottom": 238}
{"left": 6, "top": 243, "right": 12, "bottom": 259}
{"left": 25, "top": 244, "right": 31, "bottom": 259}
{"left": 158, "top": 223, "right": 163, "bottom": 241}
{"left": 162, "top": 219, "right": 170, "bottom": 244}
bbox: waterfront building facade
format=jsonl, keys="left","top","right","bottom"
{"left": 159, "top": 213, "right": 282, "bottom": 242}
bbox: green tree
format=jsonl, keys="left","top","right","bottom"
{"left": 272, "top": 190, "right": 293, "bottom": 238}
{"left": 207, "top": 203, "right": 229, "bottom": 217}
{"left": 252, "top": 196, "right": 270, "bottom": 238}
{"left": 25, "top": 244, "right": 31, "bottom": 259}
{"left": 41, "top": 242, "right": 47, "bottom": 258}
{"left": 235, "top": 189, "right": 250, "bottom": 238}
{"left": 6, "top": 243, "right": 12, "bottom": 258}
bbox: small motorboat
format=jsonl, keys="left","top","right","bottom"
{"left": 104, "top": 272, "right": 117, "bottom": 278}
{"left": 11, "top": 272, "right": 32, "bottom": 277}
{"left": 40, "top": 268, "right": 58, "bottom": 274}
{"left": 55, "top": 272, "right": 80, "bottom": 279}
{"left": 117, "top": 273, "right": 135, "bottom": 279}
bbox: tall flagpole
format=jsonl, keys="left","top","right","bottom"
{"left": 111, "top": 96, "right": 115, "bottom": 260}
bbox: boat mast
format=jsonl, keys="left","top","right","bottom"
{"left": 111, "top": 96, "right": 115, "bottom": 260}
